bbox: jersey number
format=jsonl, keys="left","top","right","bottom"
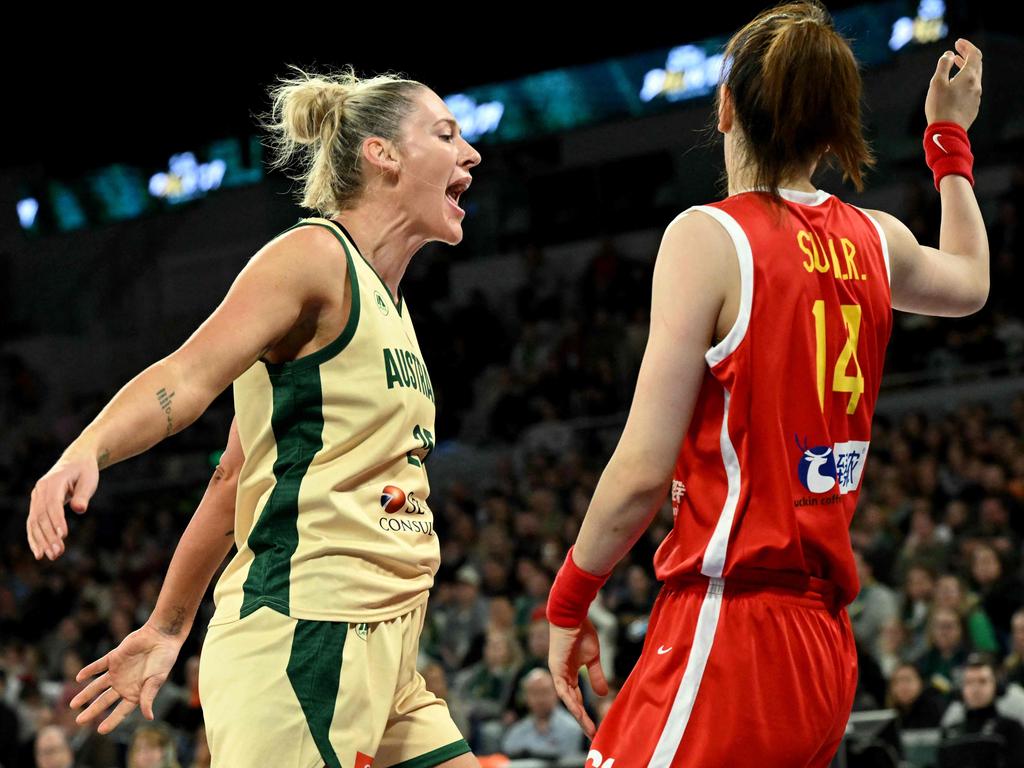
{"left": 812, "top": 300, "right": 864, "bottom": 415}
{"left": 406, "top": 425, "right": 435, "bottom": 467}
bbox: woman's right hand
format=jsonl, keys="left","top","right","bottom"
{"left": 70, "top": 623, "right": 184, "bottom": 734}
{"left": 925, "top": 37, "right": 982, "bottom": 130}
{"left": 27, "top": 450, "right": 100, "bottom": 561}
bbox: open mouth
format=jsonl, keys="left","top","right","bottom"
{"left": 445, "top": 177, "right": 471, "bottom": 215}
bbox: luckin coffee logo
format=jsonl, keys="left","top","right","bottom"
{"left": 795, "top": 434, "right": 870, "bottom": 496}
{"left": 156, "top": 388, "right": 175, "bottom": 437}
{"left": 796, "top": 435, "right": 837, "bottom": 494}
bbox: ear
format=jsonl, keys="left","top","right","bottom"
{"left": 362, "top": 136, "right": 400, "bottom": 176}
{"left": 717, "top": 84, "right": 734, "bottom": 134}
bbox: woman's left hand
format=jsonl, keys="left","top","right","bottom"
{"left": 547, "top": 617, "right": 609, "bottom": 739}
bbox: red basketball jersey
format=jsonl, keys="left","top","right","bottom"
{"left": 653, "top": 187, "right": 892, "bottom": 608}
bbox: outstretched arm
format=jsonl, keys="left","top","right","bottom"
{"left": 27, "top": 223, "right": 344, "bottom": 561}
{"left": 71, "top": 416, "right": 243, "bottom": 733}
{"left": 873, "top": 38, "right": 988, "bottom": 317}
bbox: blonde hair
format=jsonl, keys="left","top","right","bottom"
{"left": 261, "top": 64, "right": 427, "bottom": 215}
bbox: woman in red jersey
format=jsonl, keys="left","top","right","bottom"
{"left": 546, "top": 2, "right": 986, "bottom": 766}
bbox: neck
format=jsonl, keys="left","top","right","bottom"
{"left": 728, "top": 170, "right": 818, "bottom": 197}
{"left": 725, "top": 136, "right": 818, "bottom": 196}
{"left": 333, "top": 193, "right": 427, "bottom": 302}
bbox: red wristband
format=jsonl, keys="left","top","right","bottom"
{"left": 924, "top": 121, "right": 974, "bottom": 192}
{"left": 546, "top": 545, "right": 612, "bottom": 629}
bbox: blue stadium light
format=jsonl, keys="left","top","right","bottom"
{"left": 444, "top": 93, "right": 505, "bottom": 142}
{"left": 149, "top": 152, "right": 228, "bottom": 203}
{"left": 919, "top": 0, "right": 945, "bottom": 21}
{"left": 17, "top": 197, "right": 39, "bottom": 229}
{"left": 889, "top": 16, "right": 915, "bottom": 51}
{"left": 51, "top": 183, "right": 86, "bottom": 231}
{"left": 640, "top": 46, "right": 724, "bottom": 103}
{"left": 891, "top": 0, "right": 947, "bottom": 51}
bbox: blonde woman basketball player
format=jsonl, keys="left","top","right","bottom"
{"left": 546, "top": 4, "right": 986, "bottom": 767}
{"left": 28, "top": 67, "right": 482, "bottom": 768}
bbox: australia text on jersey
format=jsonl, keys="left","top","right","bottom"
{"left": 383, "top": 347, "right": 435, "bottom": 403}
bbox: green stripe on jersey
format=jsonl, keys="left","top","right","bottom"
{"left": 240, "top": 365, "right": 324, "bottom": 617}
{"left": 388, "top": 740, "right": 472, "bottom": 768}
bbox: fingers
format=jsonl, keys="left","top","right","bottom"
{"left": 45, "top": 478, "right": 69, "bottom": 553}
{"left": 933, "top": 50, "right": 955, "bottom": 82}
{"left": 28, "top": 485, "right": 60, "bottom": 560}
{"left": 553, "top": 675, "right": 596, "bottom": 738}
{"left": 76, "top": 686, "right": 121, "bottom": 725}
{"left": 76, "top": 655, "right": 110, "bottom": 683}
{"left": 70, "top": 672, "right": 110, "bottom": 712}
{"left": 98, "top": 698, "right": 138, "bottom": 735}
{"left": 26, "top": 516, "right": 42, "bottom": 560}
{"left": 140, "top": 676, "right": 164, "bottom": 720}
{"left": 955, "top": 37, "right": 982, "bottom": 69}
{"left": 29, "top": 479, "right": 65, "bottom": 560}
{"left": 587, "top": 657, "right": 610, "bottom": 697}
{"left": 553, "top": 676, "right": 583, "bottom": 722}
{"left": 70, "top": 464, "right": 98, "bottom": 515}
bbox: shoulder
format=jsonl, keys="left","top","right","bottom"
{"left": 651, "top": 207, "right": 738, "bottom": 308}
{"left": 245, "top": 221, "right": 350, "bottom": 302}
{"left": 663, "top": 206, "right": 736, "bottom": 251}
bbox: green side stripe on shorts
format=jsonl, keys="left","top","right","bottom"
{"left": 239, "top": 364, "right": 324, "bottom": 617}
{"left": 287, "top": 619, "right": 347, "bottom": 768}
{"left": 387, "top": 739, "right": 472, "bottom": 768}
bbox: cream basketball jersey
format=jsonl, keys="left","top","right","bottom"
{"left": 210, "top": 217, "right": 440, "bottom": 625}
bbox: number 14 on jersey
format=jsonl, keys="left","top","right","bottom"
{"left": 812, "top": 300, "right": 864, "bottom": 415}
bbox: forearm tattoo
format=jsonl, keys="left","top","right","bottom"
{"left": 97, "top": 449, "right": 111, "bottom": 470}
{"left": 160, "top": 605, "right": 187, "bottom": 636}
{"left": 156, "top": 387, "right": 175, "bottom": 437}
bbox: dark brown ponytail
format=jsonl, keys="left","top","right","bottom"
{"left": 715, "top": 0, "right": 875, "bottom": 208}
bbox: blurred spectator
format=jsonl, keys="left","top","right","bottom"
{"left": 970, "top": 543, "right": 1021, "bottom": 642}
{"left": 428, "top": 565, "right": 491, "bottom": 675}
{"left": 939, "top": 653, "right": 1024, "bottom": 768}
{"left": 888, "top": 662, "right": 949, "bottom": 729}
{"left": 850, "top": 547, "right": 899, "bottom": 658}
{"left": 454, "top": 630, "right": 522, "bottom": 751}
{"left": 899, "top": 563, "right": 936, "bottom": 661}
{"left": 607, "top": 565, "right": 655, "bottom": 682}
{"left": 500, "top": 669, "right": 582, "bottom": 758}
{"left": 33, "top": 725, "right": 72, "bottom": 768}
{"left": 1003, "top": 610, "right": 1024, "bottom": 687}
{"left": 933, "top": 573, "right": 999, "bottom": 654}
{"left": 128, "top": 723, "right": 181, "bottom": 768}
{"left": 917, "top": 607, "right": 971, "bottom": 692}
{"left": 503, "top": 617, "right": 550, "bottom": 721}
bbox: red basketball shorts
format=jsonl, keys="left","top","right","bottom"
{"left": 587, "top": 573, "right": 857, "bottom": 768}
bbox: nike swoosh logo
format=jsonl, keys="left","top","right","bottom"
{"left": 932, "top": 133, "right": 948, "bottom": 154}
{"left": 657, "top": 645, "right": 672, "bottom": 655}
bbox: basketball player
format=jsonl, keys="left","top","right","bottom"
{"left": 28, "top": 67, "right": 483, "bottom": 768}
{"left": 546, "top": 5, "right": 986, "bottom": 767}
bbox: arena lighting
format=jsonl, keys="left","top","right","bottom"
{"left": 890, "top": 0, "right": 948, "bottom": 51}
{"left": 148, "top": 152, "right": 228, "bottom": 203}
{"left": 639, "top": 45, "right": 726, "bottom": 103}
{"left": 16, "top": 198, "right": 39, "bottom": 229}
{"left": 444, "top": 93, "right": 506, "bottom": 142}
